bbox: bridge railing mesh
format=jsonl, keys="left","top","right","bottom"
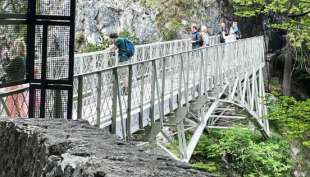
{"left": 74, "top": 35, "right": 220, "bottom": 75}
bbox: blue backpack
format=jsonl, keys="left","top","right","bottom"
{"left": 124, "top": 39, "right": 135, "bottom": 58}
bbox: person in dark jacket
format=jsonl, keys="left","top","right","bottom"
{"left": 0, "top": 47, "right": 10, "bottom": 82}
{"left": 3, "top": 39, "right": 26, "bottom": 82}
{"left": 219, "top": 22, "right": 229, "bottom": 43}
{"left": 2, "top": 39, "right": 27, "bottom": 117}
{"left": 191, "top": 24, "right": 203, "bottom": 49}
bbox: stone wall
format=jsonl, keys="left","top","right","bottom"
{"left": 0, "top": 118, "right": 211, "bottom": 177}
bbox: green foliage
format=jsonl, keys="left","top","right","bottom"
{"left": 193, "top": 129, "right": 293, "bottom": 176}
{"left": 80, "top": 43, "right": 103, "bottom": 53}
{"left": 160, "top": 17, "right": 183, "bottom": 40}
{"left": 192, "top": 162, "right": 218, "bottom": 173}
{"left": 232, "top": 0, "right": 310, "bottom": 48}
{"left": 119, "top": 30, "right": 139, "bottom": 44}
{"left": 267, "top": 96, "right": 310, "bottom": 146}
{"left": 140, "top": 0, "right": 206, "bottom": 40}
{"left": 77, "top": 32, "right": 112, "bottom": 53}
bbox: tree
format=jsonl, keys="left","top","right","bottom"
{"left": 232, "top": 0, "right": 310, "bottom": 96}
{"left": 268, "top": 96, "right": 310, "bottom": 147}
{"left": 196, "top": 129, "right": 293, "bottom": 176}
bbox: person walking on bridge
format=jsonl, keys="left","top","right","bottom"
{"left": 230, "top": 21, "right": 241, "bottom": 39}
{"left": 219, "top": 22, "right": 229, "bottom": 43}
{"left": 191, "top": 24, "right": 203, "bottom": 49}
{"left": 201, "top": 25, "right": 210, "bottom": 46}
{"left": 109, "top": 33, "right": 135, "bottom": 95}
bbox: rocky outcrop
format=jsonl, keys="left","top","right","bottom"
{"left": 75, "top": 0, "right": 226, "bottom": 44}
{"left": 76, "top": 0, "right": 160, "bottom": 44}
{"left": 0, "top": 118, "right": 211, "bottom": 177}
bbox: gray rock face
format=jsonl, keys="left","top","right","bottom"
{"left": 75, "top": 0, "right": 225, "bottom": 44}
{"left": 0, "top": 118, "right": 211, "bottom": 177}
{"left": 76, "top": 0, "right": 160, "bottom": 44}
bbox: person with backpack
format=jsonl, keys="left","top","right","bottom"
{"left": 109, "top": 33, "right": 135, "bottom": 64}
{"left": 191, "top": 24, "right": 203, "bottom": 49}
{"left": 109, "top": 33, "right": 135, "bottom": 95}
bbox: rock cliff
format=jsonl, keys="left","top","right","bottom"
{"left": 75, "top": 0, "right": 224, "bottom": 44}
{"left": 76, "top": 0, "right": 160, "bottom": 44}
{"left": 0, "top": 118, "right": 212, "bottom": 177}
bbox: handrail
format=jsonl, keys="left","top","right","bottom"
{"left": 73, "top": 35, "right": 220, "bottom": 75}
{"left": 74, "top": 36, "right": 257, "bottom": 78}
{"left": 37, "top": 35, "right": 220, "bottom": 79}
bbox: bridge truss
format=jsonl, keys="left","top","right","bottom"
{"left": 72, "top": 36, "right": 269, "bottom": 162}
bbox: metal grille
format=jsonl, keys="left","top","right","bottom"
{"left": 29, "top": 0, "right": 75, "bottom": 119}
{"left": 46, "top": 26, "right": 70, "bottom": 80}
{"left": 0, "top": 0, "right": 75, "bottom": 119}
{"left": 34, "top": 25, "right": 43, "bottom": 80}
{"left": 36, "top": 0, "right": 71, "bottom": 16}
{"left": 45, "top": 89, "right": 68, "bottom": 118}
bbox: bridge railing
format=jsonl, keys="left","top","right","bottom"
{"left": 0, "top": 85, "right": 29, "bottom": 117}
{"left": 74, "top": 35, "right": 220, "bottom": 75}
{"left": 72, "top": 36, "right": 265, "bottom": 136}
{"left": 33, "top": 36, "right": 220, "bottom": 80}
{"left": 0, "top": 36, "right": 220, "bottom": 118}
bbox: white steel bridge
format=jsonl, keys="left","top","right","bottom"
{"left": 0, "top": 36, "right": 269, "bottom": 162}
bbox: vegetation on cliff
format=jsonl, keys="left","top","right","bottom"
{"left": 140, "top": 0, "right": 207, "bottom": 40}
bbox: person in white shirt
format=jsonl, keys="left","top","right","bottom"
{"left": 201, "top": 25, "right": 210, "bottom": 46}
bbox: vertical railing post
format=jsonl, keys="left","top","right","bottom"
{"left": 198, "top": 50, "right": 204, "bottom": 96}
{"left": 77, "top": 76, "right": 83, "bottom": 120}
{"left": 203, "top": 49, "right": 209, "bottom": 94}
{"left": 96, "top": 72, "right": 102, "bottom": 127}
{"left": 215, "top": 46, "right": 220, "bottom": 88}
{"left": 169, "top": 56, "right": 174, "bottom": 111}
{"left": 250, "top": 69, "right": 256, "bottom": 111}
{"left": 116, "top": 70, "right": 126, "bottom": 139}
{"left": 150, "top": 60, "right": 156, "bottom": 126}
{"left": 161, "top": 57, "right": 166, "bottom": 126}
{"left": 177, "top": 54, "right": 184, "bottom": 108}
{"left": 114, "top": 51, "right": 119, "bottom": 66}
{"left": 111, "top": 68, "right": 118, "bottom": 134}
{"left": 185, "top": 52, "right": 190, "bottom": 108}
{"left": 139, "top": 64, "right": 146, "bottom": 129}
{"left": 126, "top": 65, "right": 133, "bottom": 139}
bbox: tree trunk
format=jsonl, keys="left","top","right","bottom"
{"left": 282, "top": 44, "right": 294, "bottom": 96}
